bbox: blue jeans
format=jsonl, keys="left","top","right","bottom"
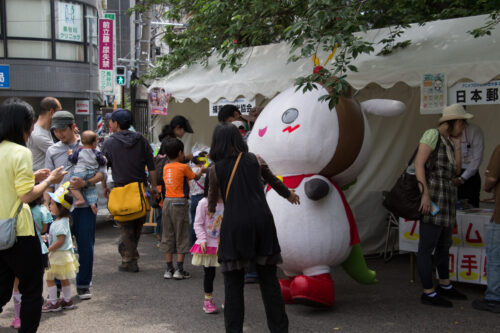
{"left": 190, "top": 194, "right": 203, "bottom": 246}
{"left": 71, "top": 207, "right": 96, "bottom": 289}
{"left": 155, "top": 207, "right": 162, "bottom": 236}
{"left": 485, "top": 222, "right": 500, "bottom": 301}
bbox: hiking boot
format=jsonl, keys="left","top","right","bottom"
{"left": 420, "top": 293, "right": 453, "bottom": 308}
{"left": 203, "top": 298, "right": 219, "bottom": 314}
{"left": 164, "top": 268, "right": 175, "bottom": 279}
{"left": 42, "top": 301, "right": 62, "bottom": 313}
{"left": 60, "top": 299, "right": 75, "bottom": 310}
{"left": 472, "top": 299, "right": 500, "bottom": 313}
{"left": 173, "top": 269, "right": 191, "bottom": 280}
{"left": 77, "top": 288, "right": 92, "bottom": 300}
{"left": 436, "top": 285, "right": 467, "bottom": 300}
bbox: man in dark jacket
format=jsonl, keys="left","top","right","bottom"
{"left": 102, "top": 109, "right": 158, "bottom": 272}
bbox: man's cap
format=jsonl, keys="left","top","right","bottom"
{"left": 439, "top": 104, "right": 474, "bottom": 123}
{"left": 106, "top": 109, "right": 132, "bottom": 126}
{"left": 51, "top": 111, "right": 75, "bottom": 129}
{"left": 48, "top": 182, "right": 72, "bottom": 210}
{"left": 241, "top": 106, "right": 264, "bottom": 123}
{"left": 170, "top": 115, "right": 193, "bottom": 133}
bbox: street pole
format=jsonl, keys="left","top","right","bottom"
{"left": 88, "top": 15, "right": 95, "bottom": 130}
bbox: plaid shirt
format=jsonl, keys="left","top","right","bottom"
{"left": 421, "top": 134, "right": 457, "bottom": 227}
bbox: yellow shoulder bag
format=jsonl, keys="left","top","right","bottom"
{"left": 107, "top": 182, "right": 150, "bottom": 222}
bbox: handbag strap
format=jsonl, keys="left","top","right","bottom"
{"left": 225, "top": 153, "right": 243, "bottom": 201}
{"left": 408, "top": 130, "right": 441, "bottom": 169}
{"left": 10, "top": 201, "right": 23, "bottom": 219}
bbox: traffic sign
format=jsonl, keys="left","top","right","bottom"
{"left": 0, "top": 65, "right": 10, "bottom": 89}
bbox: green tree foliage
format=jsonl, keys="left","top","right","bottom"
{"left": 132, "top": 0, "right": 498, "bottom": 107}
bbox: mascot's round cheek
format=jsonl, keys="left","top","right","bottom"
{"left": 258, "top": 126, "right": 268, "bottom": 137}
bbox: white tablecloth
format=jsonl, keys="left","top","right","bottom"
{"left": 398, "top": 209, "right": 493, "bottom": 284}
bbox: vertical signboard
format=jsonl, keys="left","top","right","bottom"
{"left": 98, "top": 18, "right": 114, "bottom": 93}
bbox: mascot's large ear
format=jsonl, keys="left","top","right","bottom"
{"left": 360, "top": 99, "right": 405, "bottom": 117}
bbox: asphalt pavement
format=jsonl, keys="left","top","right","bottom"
{"left": 1, "top": 220, "right": 499, "bottom": 333}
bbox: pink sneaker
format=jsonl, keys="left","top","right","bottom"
{"left": 10, "top": 316, "right": 21, "bottom": 329}
{"left": 203, "top": 298, "right": 219, "bottom": 314}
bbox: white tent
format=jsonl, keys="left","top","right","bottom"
{"left": 152, "top": 15, "right": 500, "bottom": 253}
{"left": 153, "top": 14, "right": 500, "bottom": 103}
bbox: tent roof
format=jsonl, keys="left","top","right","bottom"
{"left": 152, "top": 15, "right": 500, "bottom": 103}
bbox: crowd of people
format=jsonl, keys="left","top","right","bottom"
{"left": 0, "top": 97, "right": 498, "bottom": 333}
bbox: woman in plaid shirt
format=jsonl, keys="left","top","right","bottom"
{"left": 414, "top": 104, "right": 473, "bottom": 308}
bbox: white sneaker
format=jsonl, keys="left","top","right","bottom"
{"left": 173, "top": 269, "right": 191, "bottom": 280}
{"left": 164, "top": 269, "right": 174, "bottom": 279}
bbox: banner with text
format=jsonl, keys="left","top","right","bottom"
{"left": 209, "top": 98, "right": 255, "bottom": 117}
{"left": 98, "top": 18, "right": 114, "bottom": 93}
{"left": 448, "top": 80, "right": 500, "bottom": 106}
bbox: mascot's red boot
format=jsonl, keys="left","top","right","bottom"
{"left": 289, "top": 274, "right": 335, "bottom": 307}
{"left": 278, "top": 278, "right": 295, "bottom": 304}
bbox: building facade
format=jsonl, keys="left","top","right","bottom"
{"left": 0, "top": 0, "right": 103, "bottom": 130}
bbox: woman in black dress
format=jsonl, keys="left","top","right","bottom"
{"left": 208, "top": 123, "right": 299, "bottom": 333}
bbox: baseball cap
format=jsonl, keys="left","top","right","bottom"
{"left": 170, "top": 115, "right": 193, "bottom": 133}
{"left": 51, "top": 111, "right": 75, "bottom": 129}
{"left": 106, "top": 109, "right": 132, "bottom": 127}
{"left": 48, "top": 182, "right": 72, "bottom": 210}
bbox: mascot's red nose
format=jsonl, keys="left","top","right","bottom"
{"left": 258, "top": 126, "right": 268, "bottom": 137}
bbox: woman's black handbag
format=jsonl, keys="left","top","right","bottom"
{"left": 383, "top": 137, "right": 441, "bottom": 220}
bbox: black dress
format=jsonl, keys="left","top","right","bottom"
{"left": 208, "top": 152, "right": 290, "bottom": 272}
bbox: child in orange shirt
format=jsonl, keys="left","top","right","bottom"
{"left": 161, "top": 138, "right": 205, "bottom": 280}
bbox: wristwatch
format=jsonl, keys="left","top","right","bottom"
{"left": 42, "top": 179, "right": 51, "bottom": 186}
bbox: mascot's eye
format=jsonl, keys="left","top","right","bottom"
{"left": 281, "top": 108, "right": 299, "bottom": 124}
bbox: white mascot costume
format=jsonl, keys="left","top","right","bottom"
{"left": 248, "top": 82, "right": 405, "bottom": 307}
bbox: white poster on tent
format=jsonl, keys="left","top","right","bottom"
{"left": 448, "top": 80, "right": 500, "bottom": 105}
{"left": 209, "top": 98, "right": 255, "bottom": 117}
{"left": 420, "top": 73, "right": 447, "bottom": 115}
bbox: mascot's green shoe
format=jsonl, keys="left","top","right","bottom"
{"left": 341, "top": 244, "right": 378, "bottom": 284}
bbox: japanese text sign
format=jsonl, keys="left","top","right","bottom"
{"left": 448, "top": 80, "right": 500, "bottom": 105}
{"left": 99, "top": 19, "right": 113, "bottom": 70}
{"left": 57, "top": 1, "right": 82, "bottom": 42}
{"left": 0, "top": 65, "right": 10, "bottom": 89}
{"left": 209, "top": 98, "right": 255, "bottom": 117}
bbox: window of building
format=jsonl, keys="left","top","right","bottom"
{"left": 56, "top": 42, "right": 84, "bottom": 61}
{"left": 55, "top": 1, "right": 83, "bottom": 42}
{"left": 6, "top": 0, "right": 51, "bottom": 39}
{"left": 2, "top": 0, "right": 97, "bottom": 62}
{"left": 8, "top": 40, "right": 52, "bottom": 59}
{"left": 87, "top": 6, "right": 98, "bottom": 65}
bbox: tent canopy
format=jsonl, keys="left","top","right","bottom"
{"left": 152, "top": 14, "right": 500, "bottom": 103}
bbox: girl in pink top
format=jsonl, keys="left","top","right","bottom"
{"left": 190, "top": 173, "right": 224, "bottom": 314}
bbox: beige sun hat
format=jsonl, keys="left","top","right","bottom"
{"left": 439, "top": 104, "right": 474, "bottom": 123}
